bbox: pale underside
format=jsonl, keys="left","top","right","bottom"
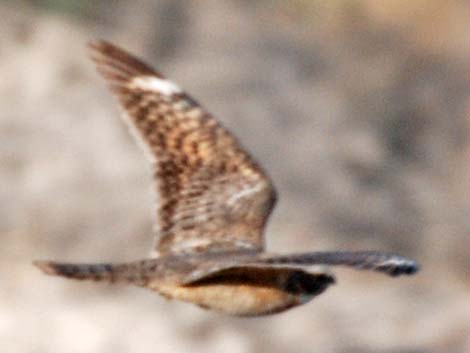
{"left": 154, "top": 282, "right": 301, "bottom": 316}
{"left": 150, "top": 266, "right": 307, "bottom": 316}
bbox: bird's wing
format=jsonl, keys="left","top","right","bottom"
{"left": 88, "top": 40, "right": 277, "bottom": 256}
{"left": 179, "top": 250, "right": 418, "bottom": 284}
{"left": 252, "top": 251, "right": 419, "bottom": 277}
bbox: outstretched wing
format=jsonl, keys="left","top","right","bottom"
{"left": 254, "top": 251, "right": 419, "bottom": 277}
{"left": 179, "top": 250, "right": 418, "bottom": 284}
{"left": 88, "top": 40, "right": 277, "bottom": 255}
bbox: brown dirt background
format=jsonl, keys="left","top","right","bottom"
{"left": 1, "top": 1, "right": 469, "bottom": 352}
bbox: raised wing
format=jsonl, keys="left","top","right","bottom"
{"left": 88, "top": 40, "right": 277, "bottom": 255}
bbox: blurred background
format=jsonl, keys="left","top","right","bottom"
{"left": 1, "top": 1, "right": 469, "bottom": 352}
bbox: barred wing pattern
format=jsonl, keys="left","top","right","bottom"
{"left": 88, "top": 41, "right": 277, "bottom": 255}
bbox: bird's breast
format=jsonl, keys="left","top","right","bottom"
{"left": 153, "top": 282, "right": 304, "bottom": 316}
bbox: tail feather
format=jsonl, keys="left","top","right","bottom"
{"left": 33, "top": 260, "right": 159, "bottom": 285}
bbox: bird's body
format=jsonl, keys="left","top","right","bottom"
{"left": 34, "top": 40, "right": 419, "bottom": 317}
{"left": 36, "top": 252, "right": 334, "bottom": 316}
{"left": 153, "top": 266, "right": 330, "bottom": 316}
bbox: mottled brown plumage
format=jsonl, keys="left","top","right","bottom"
{"left": 87, "top": 40, "right": 276, "bottom": 256}
{"left": 34, "top": 40, "right": 419, "bottom": 316}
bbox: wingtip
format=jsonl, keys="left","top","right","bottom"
{"left": 402, "top": 260, "right": 420, "bottom": 276}
{"left": 87, "top": 38, "right": 116, "bottom": 53}
{"left": 85, "top": 38, "right": 159, "bottom": 79}
{"left": 381, "top": 257, "right": 420, "bottom": 277}
{"left": 33, "top": 260, "right": 60, "bottom": 276}
{"left": 86, "top": 38, "right": 102, "bottom": 49}
{"left": 86, "top": 38, "right": 115, "bottom": 59}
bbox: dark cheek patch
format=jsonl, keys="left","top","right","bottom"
{"left": 285, "top": 271, "right": 335, "bottom": 295}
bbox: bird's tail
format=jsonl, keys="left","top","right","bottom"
{"left": 33, "top": 259, "right": 160, "bottom": 285}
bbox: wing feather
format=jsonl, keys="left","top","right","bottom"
{"left": 180, "top": 250, "right": 418, "bottom": 284}
{"left": 88, "top": 40, "right": 277, "bottom": 255}
{"left": 254, "top": 251, "right": 419, "bottom": 277}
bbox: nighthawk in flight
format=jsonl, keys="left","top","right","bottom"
{"left": 34, "top": 40, "right": 419, "bottom": 316}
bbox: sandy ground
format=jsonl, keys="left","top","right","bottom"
{"left": 1, "top": 1, "right": 470, "bottom": 352}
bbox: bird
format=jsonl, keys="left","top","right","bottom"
{"left": 34, "top": 40, "right": 419, "bottom": 317}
